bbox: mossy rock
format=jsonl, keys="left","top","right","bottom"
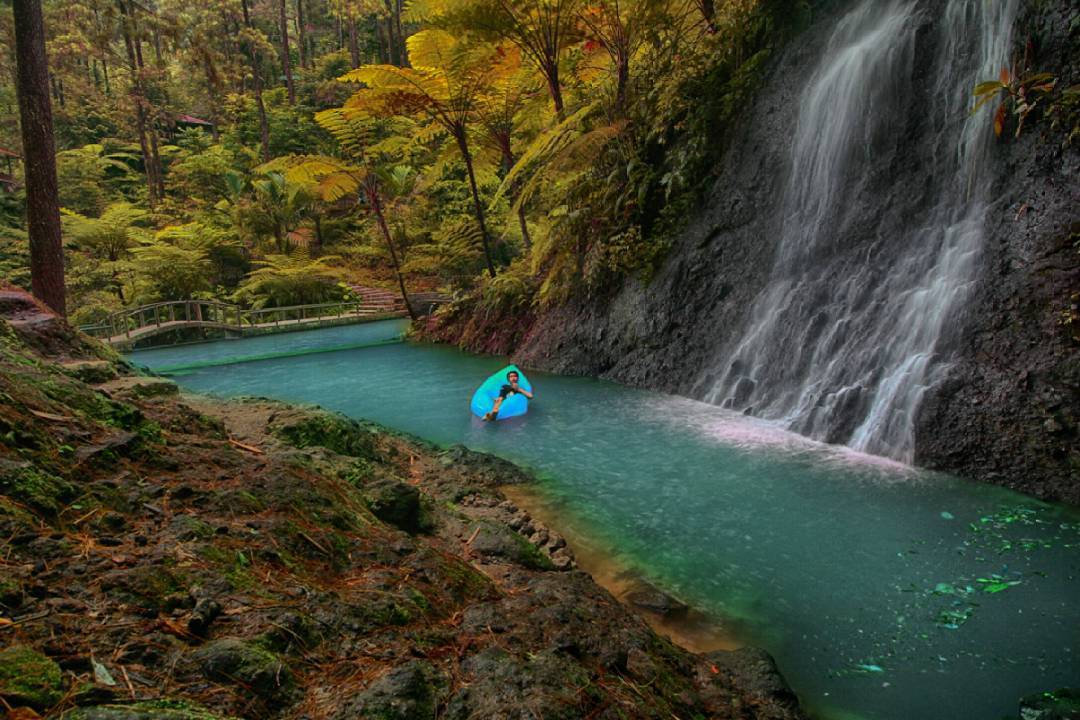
{"left": 169, "top": 514, "right": 215, "bottom": 541}
{"left": 100, "top": 565, "right": 185, "bottom": 612}
{"left": 0, "top": 458, "right": 74, "bottom": 516}
{"left": 63, "top": 699, "right": 238, "bottom": 720}
{"left": 0, "top": 494, "right": 37, "bottom": 539}
{"left": 0, "top": 646, "right": 63, "bottom": 710}
{"left": 469, "top": 522, "right": 554, "bottom": 571}
{"left": 192, "top": 639, "right": 294, "bottom": 702}
{"left": 364, "top": 478, "right": 423, "bottom": 533}
{"left": 261, "top": 612, "right": 323, "bottom": 653}
{"left": 60, "top": 360, "right": 118, "bottom": 385}
{"left": 0, "top": 575, "right": 23, "bottom": 609}
{"left": 423, "top": 548, "right": 494, "bottom": 603}
{"left": 335, "top": 661, "right": 442, "bottom": 720}
{"left": 1018, "top": 688, "right": 1080, "bottom": 719}
{"left": 272, "top": 412, "right": 376, "bottom": 459}
{"left": 100, "top": 376, "right": 179, "bottom": 399}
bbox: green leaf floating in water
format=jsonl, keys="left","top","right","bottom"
{"left": 977, "top": 578, "right": 1022, "bottom": 594}
{"left": 855, "top": 664, "right": 885, "bottom": 673}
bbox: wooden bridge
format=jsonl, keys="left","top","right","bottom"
{"left": 80, "top": 299, "right": 407, "bottom": 350}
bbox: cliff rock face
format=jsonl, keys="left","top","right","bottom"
{"left": 505, "top": 0, "right": 1079, "bottom": 502}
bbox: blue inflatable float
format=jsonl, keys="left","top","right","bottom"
{"left": 471, "top": 365, "right": 532, "bottom": 421}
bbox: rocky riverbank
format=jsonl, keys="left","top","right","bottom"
{"left": 0, "top": 289, "right": 806, "bottom": 719}
{"left": 420, "top": 0, "right": 1079, "bottom": 505}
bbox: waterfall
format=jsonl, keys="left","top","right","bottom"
{"left": 701, "top": 0, "right": 1020, "bottom": 463}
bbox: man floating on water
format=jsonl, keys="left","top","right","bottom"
{"left": 471, "top": 365, "right": 534, "bottom": 422}
{"left": 484, "top": 370, "right": 533, "bottom": 421}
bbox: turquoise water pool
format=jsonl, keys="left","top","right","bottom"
{"left": 130, "top": 322, "right": 1080, "bottom": 720}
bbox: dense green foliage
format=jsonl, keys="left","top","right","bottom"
{"left": 0, "top": 0, "right": 811, "bottom": 325}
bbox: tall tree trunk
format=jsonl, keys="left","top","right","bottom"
{"left": 118, "top": 0, "right": 159, "bottom": 207}
{"left": 543, "top": 60, "right": 564, "bottom": 117}
{"left": 614, "top": 53, "right": 629, "bottom": 115}
{"left": 381, "top": 19, "right": 397, "bottom": 66}
{"left": 348, "top": 17, "right": 359, "bottom": 68}
{"left": 147, "top": 119, "right": 165, "bottom": 199}
{"left": 516, "top": 204, "right": 531, "bottom": 253}
{"left": 295, "top": 0, "right": 306, "bottom": 69}
{"left": 698, "top": 0, "right": 715, "bottom": 31}
{"left": 102, "top": 59, "right": 110, "bottom": 95}
{"left": 152, "top": 25, "right": 164, "bottom": 67}
{"left": 313, "top": 215, "right": 323, "bottom": 250}
{"left": 455, "top": 131, "right": 497, "bottom": 278}
{"left": 394, "top": 0, "right": 406, "bottom": 67}
{"left": 202, "top": 58, "right": 222, "bottom": 141}
{"left": 241, "top": 0, "right": 271, "bottom": 162}
{"left": 12, "top": 0, "right": 66, "bottom": 315}
{"left": 381, "top": 0, "right": 400, "bottom": 66}
{"left": 278, "top": 0, "right": 295, "bottom": 104}
{"left": 365, "top": 181, "right": 417, "bottom": 321}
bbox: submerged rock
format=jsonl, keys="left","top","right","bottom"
{"left": 1017, "top": 688, "right": 1080, "bottom": 720}
{"left": 626, "top": 584, "right": 690, "bottom": 618}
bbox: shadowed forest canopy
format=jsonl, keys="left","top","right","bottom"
{"left": 0, "top": 0, "right": 813, "bottom": 326}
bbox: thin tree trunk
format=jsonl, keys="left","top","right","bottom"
{"left": 296, "top": 0, "right": 306, "bottom": 69}
{"left": 699, "top": 0, "right": 715, "bottom": 31}
{"left": 544, "top": 61, "right": 564, "bottom": 117}
{"left": 278, "top": 0, "right": 295, "bottom": 104}
{"left": 152, "top": 25, "right": 164, "bottom": 66}
{"left": 381, "top": 19, "right": 397, "bottom": 66}
{"left": 394, "top": 0, "right": 406, "bottom": 67}
{"left": 614, "top": 54, "right": 629, "bottom": 115}
{"left": 365, "top": 182, "right": 417, "bottom": 321}
{"left": 12, "top": 0, "right": 66, "bottom": 315}
{"left": 102, "top": 59, "right": 110, "bottom": 95}
{"left": 348, "top": 17, "right": 359, "bottom": 68}
{"left": 382, "top": 0, "right": 400, "bottom": 66}
{"left": 202, "top": 56, "right": 222, "bottom": 140}
{"left": 118, "top": 0, "right": 159, "bottom": 207}
{"left": 516, "top": 204, "right": 531, "bottom": 253}
{"left": 241, "top": 0, "right": 271, "bottom": 162}
{"left": 147, "top": 121, "right": 165, "bottom": 198}
{"left": 127, "top": 4, "right": 165, "bottom": 199}
{"left": 455, "top": 132, "right": 497, "bottom": 278}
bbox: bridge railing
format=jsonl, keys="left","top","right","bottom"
{"left": 79, "top": 299, "right": 376, "bottom": 342}
{"left": 241, "top": 301, "right": 368, "bottom": 327}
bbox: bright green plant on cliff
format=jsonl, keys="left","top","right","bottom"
{"left": 973, "top": 67, "right": 1058, "bottom": 138}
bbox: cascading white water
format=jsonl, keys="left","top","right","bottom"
{"left": 702, "top": 0, "right": 1019, "bottom": 463}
